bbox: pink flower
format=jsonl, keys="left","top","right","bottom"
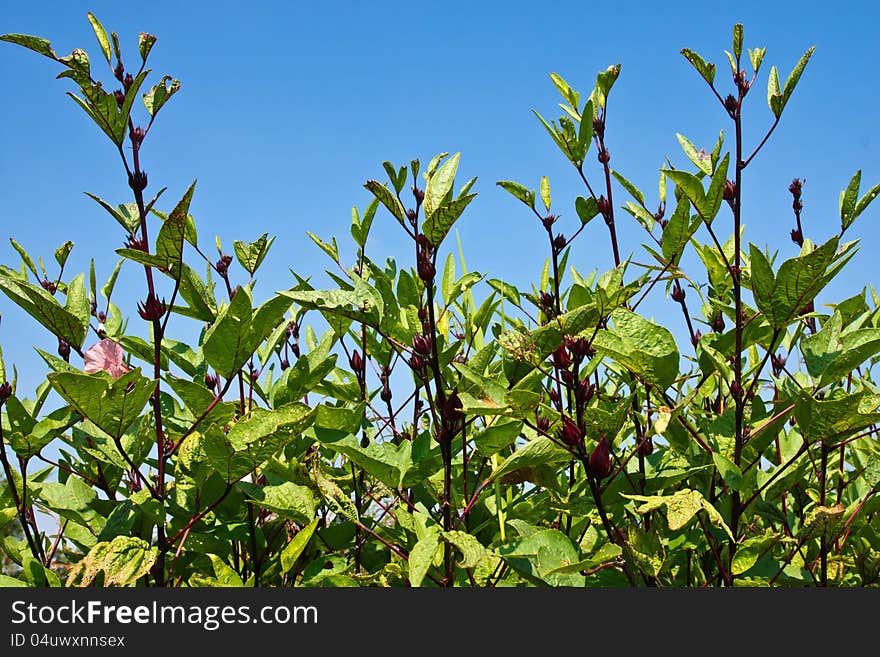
{"left": 83, "top": 339, "right": 131, "bottom": 379}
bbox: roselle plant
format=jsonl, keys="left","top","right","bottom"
{"left": 1, "top": 15, "right": 878, "bottom": 588}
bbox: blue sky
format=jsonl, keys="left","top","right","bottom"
{"left": 1, "top": 0, "right": 879, "bottom": 397}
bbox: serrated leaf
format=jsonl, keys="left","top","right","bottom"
{"left": 86, "top": 13, "right": 111, "bottom": 64}
{"left": 424, "top": 152, "right": 461, "bottom": 219}
{"left": 681, "top": 48, "right": 716, "bottom": 85}
{"left": 364, "top": 180, "right": 407, "bottom": 227}
{"left": 281, "top": 518, "right": 319, "bottom": 573}
{"left": 0, "top": 33, "right": 56, "bottom": 59}
{"left": 496, "top": 180, "right": 535, "bottom": 209}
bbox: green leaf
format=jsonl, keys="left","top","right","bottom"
{"left": 424, "top": 152, "right": 461, "bottom": 219}
{"left": 623, "top": 489, "right": 734, "bottom": 540}
{"left": 234, "top": 233, "right": 275, "bottom": 274}
{"left": 781, "top": 46, "right": 815, "bottom": 108}
{"left": 138, "top": 32, "right": 157, "bottom": 62}
{"left": 204, "top": 403, "right": 315, "bottom": 482}
{"left": 577, "top": 99, "right": 594, "bottom": 149}
{"left": 443, "top": 531, "right": 491, "bottom": 569}
{"left": 54, "top": 241, "right": 74, "bottom": 269}
{"left": 142, "top": 76, "right": 181, "bottom": 116}
{"left": 239, "top": 481, "right": 316, "bottom": 524}
{"left": 612, "top": 171, "right": 645, "bottom": 206}
{"left": 749, "top": 47, "right": 766, "bottom": 74}
{"left": 473, "top": 420, "right": 523, "bottom": 456}
{"left": 0, "top": 33, "right": 56, "bottom": 59}
{"left": 0, "top": 274, "right": 89, "bottom": 348}
{"left": 676, "top": 133, "right": 712, "bottom": 176}
{"left": 86, "top": 13, "right": 111, "bottom": 64}
{"left": 540, "top": 176, "right": 551, "bottom": 212}
{"left": 47, "top": 368, "right": 155, "bottom": 440}
{"left": 9, "top": 238, "right": 38, "bottom": 278}
{"left": 594, "top": 308, "right": 680, "bottom": 389}
{"left": 549, "top": 72, "right": 578, "bottom": 108}
{"left": 575, "top": 195, "right": 599, "bottom": 225}
{"left": 281, "top": 518, "right": 319, "bottom": 573}
{"left": 67, "top": 536, "right": 157, "bottom": 587}
{"left": 364, "top": 180, "right": 407, "bottom": 227}
{"left": 496, "top": 181, "right": 535, "bottom": 209}
{"left": 680, "top": 48, "right": 716, "bottom": 85}
{"left": 409, "top": 529, "right": 440, "bottom": 587}
{"left": 422, "top": 193, "right": 476, "bottom": 247}
{"left": 490, "top": 436, "right": 569, "bottom": 483}
{"left": 153, "top": 181, "right": 196, "bottom": 281}
{"left": 499, "top": 529, "right": 585, "bottom": 587}
{"left": 203, "top": 287, "right": 291, "bottom": 379}
{"left": 712, "top": 452, "right": 743, "bottom": 491}
{"left": 840, "top": 170, "right": 861, "bottom": 229}
{"left": 767, "top": 65, "right": 782, "bottom": 117}
{"left": 732, "top": 24, "right": 743, "bottom": 61}
{"left": 732, "top": 531, "right": 779, "bottom": 575}
{"left": 84, "top": 194, "right": 140, "bottom": 234}
{"left": 661, "top": 196, "right": 695, "bottom": 263}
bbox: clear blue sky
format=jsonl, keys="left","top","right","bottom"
{"left": 1, "top": 0, "right": 878, "bottom": 396}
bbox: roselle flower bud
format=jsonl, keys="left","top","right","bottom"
{"left": 286, "top": 320, "right": 299, "bottom": 339}
{"left": 380, "top": 386, "right": 392, "bottom": 402}
{"left": 790, "top": 228, "right": 803, "bottom": 246}
{"left": 130, "top": 126, "right": 146, "bottom": 147}
{"left": 692, "top": 329, "right": 702, "bottom": 347}
{"left": 417, "top": 254, "right": 435, "bottom": 282}
{"left": 0, "top": 381, "right": 12, "bottom": 405}
{"left": 280, "top": 357, "right": 290, "bottom": 371}
{"left": 576, "top": 378, "right": 595, "bottom": 404}
{"left": 558, "top": 416, "right": 584, "bottom": 448}
{"left": 548, "top": 387, "right": 561, "bottom": 407}
{"left": 597, "top": 147, "right": 611, "bottom": 164}
{"left": 566, "top": 336, "right": 590, "bottom": 358}
{"left": 349, "top": 350, "right": 364, "bottom": 374}
{"left": 408, "top": 354, "right": 425, "bottom": 371}
{"left": 789, "top": 178, "right": 803, "bottom": 199}
{"left": 729, "top": 380, "right": 743, "bottom": 399}
{"left": 125, "top": 234, "right": 148, "bottom": 252}
{"left": 552, "top": 346, "right": 570, "bottom": 370}
{"left": 552, "top": 234, "right": 567, "bottom": 253}
{"left": 41, "top": 278, "right": 57, "bottom": 295}
{"left": 412, "top": 186, "right": 425, "bottom": 204}
{"left": 113, "top": 60, "right": 125, "bottom": 81}
{"left": 589, "top": 435, "right": 613, "bottom": 478}
{"left": 538, "top": 290, "right": 556, "bottom": 312}
{"left": 406, "top": 208, "right": 417, "bottom": 224}
{"left": 724, "top": 94, "right": 739, "bottom": 114}
{"left": 711, "top": 312, "right": 725, "bottom": 334}
{"left": 114, "top": 89, "right": 125, "bottom": 108}
{"left": 723, "top": 179, "right": 736, "bottom": 204}
{"left": 123, "top": 73, "right": 134, "bottom": 91}
{"left": 638, "top": 436, "right": 654, "bottom": 457}
{"left": 536, "top": 415, "right": 550, "bottom": 433}
{"left": 592, "top": 115, "right": 605, "bottom": 139}
{"left": 671, "top": 281, "right": 686, "bottom": 303}
{"left": 291, "top": 342, "right": 300, "bottom": 359}
{"left": 216, "top": 254, "right": 233, "bottom": 275}
{"left": 597, "top": 195, "right": 612, "bottom": 221}
{"left": 561, "top": 369, "right": 576, "bottom": 386}
{"left": 542, "top": 214, "right": 556, "bottom": 231}
{"left": 412, "top": 333, "right": 433, "bottom": 356}
{"left": 128, "top": 170, "right": 148, "bottom": 192}
{"left": 57, "top": 338, "right": 71, "bottom": 362}
{"left": 137, "top": 292, "right": 166, "bottom": 321}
